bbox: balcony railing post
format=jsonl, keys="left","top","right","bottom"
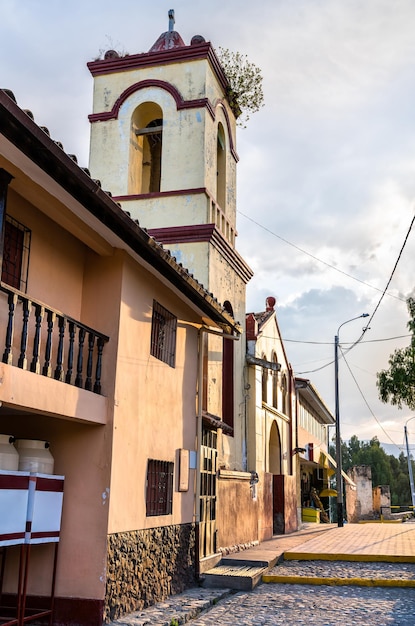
{"left": 2, "top": 291, "right": 17, "bottom": 365}
{"left": 30, "top": 304, "right": 44, "bottom": 374}
{"left": 75, "top": 327, "right": 85, "bottom": 388}
{"left": 54, "top": 316, "right": 66, "bottom": 382}
{"left": 18, "top": 298, "right": 31, "bottom": 370}
{"left": 42, "top": 310, "right": 56, "bottom": 377}
{"left": 85, "top": 332, "right": 95, "bottom": 391}
{"left": 65, "top": 322, "right": 75, "bottom": 385}
{"left": 93, "top": 337, "right": 105, "bottom": 394}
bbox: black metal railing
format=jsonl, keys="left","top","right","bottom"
{"left": 0, "top": 284, "right": 109, "bottom": 394}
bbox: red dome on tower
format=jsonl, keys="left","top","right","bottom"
{"left": 149, "top": 9, "right": 186, "bottom": 52}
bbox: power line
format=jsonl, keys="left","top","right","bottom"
{"left": 281, "top": 334, "right": 410, "bottom": 346}
{"left": 363, "top": 212, "right": 415, "bottom": 331}
{"left": 340, "top": 346, "right": 401, "bottom": 451}
{"left": 238, "top": 209, "right": 407, "bottom": 302}
{"left": 296, "top": 214, "right": 415, "bottom": 374}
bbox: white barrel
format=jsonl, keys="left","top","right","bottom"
{"left": 15, "top": 439, "right": 54, "bottom": 474}
{"left": 0, "top": 434, "right": 19, "bottom": 471}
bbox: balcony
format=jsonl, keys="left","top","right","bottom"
{"left": 0, "top": 283, "right": 109, "bottom": 397}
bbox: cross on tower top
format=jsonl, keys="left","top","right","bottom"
{"left": 168, "top": 9, "right": 175, "bottom": 32}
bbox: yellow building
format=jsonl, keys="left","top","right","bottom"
{"left": 246, "top": 297, "right": 297, "bottom": 540}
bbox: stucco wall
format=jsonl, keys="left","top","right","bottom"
{"left": 108, "top": 254, "right": 200, "bottom": 533}
{"left": 216, "top": 471, "right": 258, "bottom": 549}
{"left": 5, "top": 189, "right": 86, "bottom": 319}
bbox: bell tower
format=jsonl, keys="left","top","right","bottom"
{"left": 87, "top": 11, "right": 252, "bottom": 292}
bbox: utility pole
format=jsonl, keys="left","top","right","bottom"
{"left": 404, "top": 423, "right": 415, "bottom": 510}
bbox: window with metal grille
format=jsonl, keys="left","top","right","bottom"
{"left": 146, "top": 459, "right": 174, "bottom": 516}
{"left": 150, "top": 300, "right": 177, "bottom": 367}
{"left": 1, "top": 216, "right": 31, "bottom": 291}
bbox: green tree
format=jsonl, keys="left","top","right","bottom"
{"left": 341, "top": 437, "right": 413, "bottom": 506}
{"left": 377, "top": 297, "right": 415, "bottom": 409}
{"left": 216, "top": 47, "right": 264, "bottom": 127}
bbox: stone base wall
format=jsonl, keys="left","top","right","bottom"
{"left": 104, "top": 524, "right": 196, "bottom": 622}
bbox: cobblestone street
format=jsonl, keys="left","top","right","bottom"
{"left": 108, "top": 524, "right": 415, "bottom": 626}
{"left": 109, "top": 560, "right": 415, "bottom": 625}
{"left": 190, "top": 582, "right": 415, "bottom": 625}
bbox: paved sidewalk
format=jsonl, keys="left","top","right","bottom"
{"left": 107, "top": 522, "right": 415, "bottom": 625}
{"left": 283, "top": 521, "right": 415, "bottom": 562}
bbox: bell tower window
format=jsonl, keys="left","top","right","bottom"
{"left": 216, "top": 123, "right": 226, "bottom": 210}
{"left": 130, "top": 103, "right": 163, "bottom": 195}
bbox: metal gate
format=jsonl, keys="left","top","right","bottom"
{"left": 199, "top": 427, "right": 217, "bottom": 558}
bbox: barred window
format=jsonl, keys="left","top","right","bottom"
{"left": 146, "top": 459, "right": 174, "bottom": 516}
{"left": 1, "top": 216, "right": 31, "bottom": 291}
{"left": 150, "top": 300, "right": 177, "bottom": 367}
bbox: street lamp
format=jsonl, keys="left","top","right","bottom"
{"left": 404, "top": 417, "right": 415, "bottom": 510}
{"left": 334, "top": 313, "right": 369, "bottom": 527}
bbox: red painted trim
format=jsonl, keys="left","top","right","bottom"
{"left": 216, "top": 101, "right": 239, "bottom": 162}
{"left": 35, "top": 477, "right": 64, "bottom": 492}
{"left": 113, "top": 187, "right": 207, "bottom": 202}
{"left": 30, "top": 531, "right": 60, "bottom": 539}
{"left": 0, "top": 532, "right": 25, "bottom": 542}
{"left": 146, "top": 223, "right": 253, "bottom": 284}
{"left": 88, "top": 79, "right": 215, "bottom": 123}
{"left": 0, "top": 474, "right": 30, "bottom": 489}
{"left": 149, "top": 224, "right": 215, "bottom": 244}
{"left": 87, "top": 42, "right": 225, "bottom": 82}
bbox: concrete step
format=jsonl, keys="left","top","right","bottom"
{"left": 202, "top": 563, "right": 268, "bottom": 591}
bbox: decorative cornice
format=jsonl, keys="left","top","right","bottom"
{"left": 87, "top": 43, "right": 230, "bottom": 94}
{"left": 88, "top": 42, "right": 214, "bottom": 75}
{"left": 88, "top": 79, "right": 215, "bottom": 123}
{"left": 147, "top": 223, "right": 253, "bottom": 284}
{"left": 149, "top": 224, "right": 215, "bottom": 244}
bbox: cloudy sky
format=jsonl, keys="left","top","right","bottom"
{"left": 2, "top": 0, "right": 415, "bottom": 454}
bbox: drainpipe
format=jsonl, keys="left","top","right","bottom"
{"left": 288, "top": 365, "right": 294, "bottom": 475}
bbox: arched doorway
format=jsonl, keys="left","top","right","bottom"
{"left": 269, "top": 421, "right": 281, "bottom": 474}
{"left": 269, "top": 421, "right": 285, "bottom": 534}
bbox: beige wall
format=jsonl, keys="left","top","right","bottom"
{"left": 107, "top": 254, "right": 200, "bottom": 533}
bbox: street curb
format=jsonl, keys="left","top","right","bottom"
{"left": 283, "top": 552, "right": 415, "bottom": 563}
{"left": 262, "top": 574, "right": 415, "bottom": 588}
